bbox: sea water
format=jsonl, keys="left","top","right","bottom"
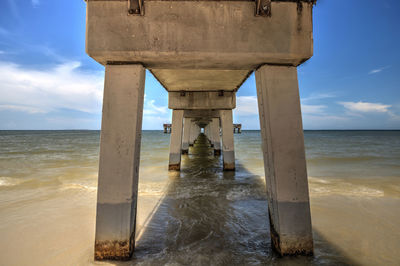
{"left": 0, "top": 130, "right": 399, "bottom": 266}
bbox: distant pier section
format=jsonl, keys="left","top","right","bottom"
{"left": 163, "top": 124, "right": 172, "bottom": 134}
{"left": 233, "top": 124, "right": 242, "bottom": 134}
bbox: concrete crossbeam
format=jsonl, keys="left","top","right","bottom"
{"left": 169, "top": 91, "right": 235, "bottom": 110}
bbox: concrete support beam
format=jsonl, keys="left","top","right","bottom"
{"left": 95, "top": 64, "right": 145, "bottom": 260}
{"left": 182, "top": 118, "right": 191, "bottom": 154}
{"left": 255, "top": 65, "right": 313, "bottom": 256}
{"left": 220, "top": 110, "right": 235, "bottom": 171}
{"left": 169, "top": 110, "right": 184, "bottom": 170}
{"left": 211, "top": 118, "right": 221, "bottom": 156}
{"left": 169, "top": 91, "right": 235, "bottom": 110}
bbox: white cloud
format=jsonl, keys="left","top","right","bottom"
{"left": 368, "top": 66, "right": 389, "bottom": 75}
{"left": 143, "top": 99, "right": 168, "bottom": 115}
{"left": 301, "top": 93, "right": 335, "bottom": 102}
{"left": 0, "top": 60, "right": 104, "bottom": 114}
{"left": 301, "top": 104, "right": 326, "bottom": 114}
{"left": 0, "top": 104, "right": 46, "bottom": 114}
{"left": 339, "top": 101, "right": 391, "bottom": 113}
{"left": 235, "top": 96, "right": 258, "bottom": 116}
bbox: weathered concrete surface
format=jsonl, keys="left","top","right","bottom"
{"left": 189, "top": 122, "right": 197, "bottom": 146}
{"left": 255, "top": 65, "right": 313, "bottom": 255}
{"left": 86, "top": 1, "right": 313, "bottom": 69}
{"left": 86, "top": 1, "right": 313, "bottom": 92}
{"left": 220, "top": 110, "right": 235, "bottom": 171}
{"left": 184, "top": 109, "right": 220, "bottom": 119}
{"left": 169, "top": 110, "right": 184, "bottom": 170}
{"left": 95, "top": 64, "right": 145, "bottom": 260}
{"left": 169, "top": 91, "right": 235, "bottom": 110}
{"left": 152, "top": 69, "right": 251, "bottom": 92}
{"left": 181, "top": 118, "right": 191, "bottom": 154}
{"left": 211, "top": 118, "right": 221, "bottom": 155}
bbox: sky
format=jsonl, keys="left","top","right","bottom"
{"left": 0, "top": 0, "right": 399, "bottom": 130}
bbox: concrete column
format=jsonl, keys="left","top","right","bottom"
{"left": 211, "top": 118, "right": 221, "bottom": 155}
{"left": 255, "top": 65, "right": 313, "bottom": 256}
{"left": 182, "top": 118, "right": 191, "bottom": 154}
{"left": 189, "top": 122, "right": 197, "bottom": 146}
{"left": 95, "top": 64, "right": 145, "bottom": 260}
{"left": 220, "top": 110, "right": 235, "bottom": 171}
{"left": 168, "top": 110, "right": 184, "bottom": 170}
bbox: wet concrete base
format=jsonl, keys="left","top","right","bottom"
{"left": 268, "top": 202, "right": 313, "bottom": 256}
{"left": 94, "top": 237, "right": 134, "bottom": 261}
{"left": 223, "top": 162, "right": 235, "bottom": 171}
{"left": 168, "top": 163, "right": 180, "bottom": 171}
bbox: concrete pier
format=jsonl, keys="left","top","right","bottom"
{"left": 86, "top": 0, "right": 316, "bottom": 260}
{"left": 211, "top": 118, "right": 221, "bottom": 156}
{"left": 220, "top": 110, "right": 235, "bottom": 171}
{"left": 168, "top": 110, "right": 184, "bottom": 170}
{"left": 181, "top": 118, "right": 191, "bottom": 154}
{"left": 95, "top": 64, "right": 145, "bottom": 260}
{"left": 255, "top": 65, "right": 313, "bottom": 255}
{"left": 189, "top": 122, "right": 198, "bottom": 146}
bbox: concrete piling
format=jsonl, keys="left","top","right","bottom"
{"left": 255, "top": 65, "right": 313, "bottom": 256}
{"left": 95, "top": 64, "right": 145, "bottom": 260}
{"left": 168, "top": 110, "right": 184, "bottom": 171}
{"left": 220, "top": 110, "right": 235, "bottom": 171}
{"left": 211, "top": 118, "right": 221, "bottom": 155}
{"left": 181, "top": 118, "right": 191, "bottom": 154}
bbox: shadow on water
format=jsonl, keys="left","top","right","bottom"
{"left": 106, "top": 134, "right": 357, "bottom": 266}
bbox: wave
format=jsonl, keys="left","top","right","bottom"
{"left": 308, "top": 177, "right": 388, "bottom": 198}
{"left": 0, "top": 176, "right": 23, "bottom": 187}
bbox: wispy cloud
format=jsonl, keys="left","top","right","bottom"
{"left": 143, "top": 99, "right": 168, "bottom": 115}
{"left": 368, "top": 66, "right": 390, "bottom": 75}
{"left": 0, "top": 60, "right": 104, "bottom": 114}
{"left": 339, "top": 101, "right": 400, "bottom": 120}
{"left": 301, "top": 104, "right": 326, "bottom": 114}
{"left": 235, "top": 96, "right": 258, "bottom": 116}
{"left": 301, "top": 93, "right": 336, "bottom": 103}
{"left": 0, "top": 104, "right": 46, "bottom": 114}
{"left": 339, "top": 101, "right": 391, "bottom": 113}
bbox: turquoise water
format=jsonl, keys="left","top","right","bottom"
{"left": 0, "top": 130, "right": 399, "bottom": 265}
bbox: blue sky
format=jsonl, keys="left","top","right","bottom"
{"left": 0, "top": 0, "right": 399, "bottom": 130}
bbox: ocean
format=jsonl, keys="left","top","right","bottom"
{"left": 0, "top": 130, "right": 399, "bottom": 266}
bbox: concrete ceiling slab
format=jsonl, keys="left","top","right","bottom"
{"left": 150, "top": 69, "right": 251, "bottom": 91}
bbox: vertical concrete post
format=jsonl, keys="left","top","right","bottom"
{"left": 220, "top": 110, "right": 235, "bottom": 171}
{"left": 255, "top": 65, "right": 313, "bottom": 256}
{"left": 190, "top": 123, "right": 198, "bottom": 146}
{"left": 95, "top": 64, "right": 145, "bottom": 260}
{"left": 211, "top": 118, "right": 221, "bottom": 155}
{"left": 182, "top": 118, "right": 191, "bottom": 154}
{"left": 168, "top": 110, "right": 184, "bottom": 170}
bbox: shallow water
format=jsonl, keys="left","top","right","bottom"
{"left": 0, "top": 130, "right": 399, "bottom": 266}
